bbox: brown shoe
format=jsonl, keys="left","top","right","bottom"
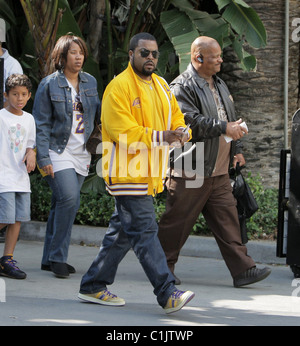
{"left": 233, "top": 266, "right": 271, "bottom": 288}
{"left": 173, "top": 273, "right": 181, "bottom": 285}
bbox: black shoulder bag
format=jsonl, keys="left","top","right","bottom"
{"left": 230, "top": 163, "right": 258, "bottom": 244}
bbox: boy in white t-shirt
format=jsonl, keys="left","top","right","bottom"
{"left": 0, "top": 74, "right": 36, "bottom": 279}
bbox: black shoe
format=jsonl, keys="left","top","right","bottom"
{"left": 50, "top": 262, "right": 70, "bottom": 278}
{"left": 233, "top": 266, "right": 271, "bottom": 288}
{"left": 41, "top": 263, "right": 76, "bottom": 274}
{"left": 0, "top": 257, "right": 26, "bottom": 279}
{"left": 290, "top": 265, "right": 300, "bottom": 278}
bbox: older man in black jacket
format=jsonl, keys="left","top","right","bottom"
{"left": 158, "top": 36, "right": 271, "bottom": 288}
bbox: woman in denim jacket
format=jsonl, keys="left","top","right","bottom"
{"left": 33, "top": 35, "right": 101, "bottom": 278}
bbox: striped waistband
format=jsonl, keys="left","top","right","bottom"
{"left": 105, "top": 182, "right": 149, "bottom": 196}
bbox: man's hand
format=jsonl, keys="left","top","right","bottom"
{"left": 226, "top": 118, "right": 248, "bottom": 141}
{"left": 233, "top": 154, "right": 246, "bottom": 168}
{"left": 164, "top": 130, "right": 185, "bottom": 147}
{"left": 177, "top": 126, "right": 190, "bottom": 145}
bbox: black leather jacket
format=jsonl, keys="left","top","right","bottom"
{"left": 170, "top": 63, "right": 243, "bottom": 177}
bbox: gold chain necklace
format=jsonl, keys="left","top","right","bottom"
{"left": 137, "top": 76, "right": 153, "bottom": 90}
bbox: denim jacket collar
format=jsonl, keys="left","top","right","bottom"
{"left": 56, "top": 70, "right": 89, "bottom": 88}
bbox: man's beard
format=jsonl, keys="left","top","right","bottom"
{"left": 132, "top": 57, "right": 155, "bottom": 77}
{"left": 142, "top": 67, "right": 154, "bottom": 76}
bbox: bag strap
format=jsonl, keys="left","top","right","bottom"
{"left": 95, "top": 100, "right": 102, "bottom": 125}
{"left": 95, "top": 122, "right": 101, "bottom": 131}
{"left": 235, "top": 162, "right": 241, "bottom": 175}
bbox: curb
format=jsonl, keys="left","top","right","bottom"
{"left": 20, "top": 221, "right": 286, "bottom": 265}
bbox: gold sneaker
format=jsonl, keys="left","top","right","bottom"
{"left": 164, "top": 290, "right": 195, "bottom": 314}
{"left": 78, "top": 289, "right": 125, "bottom": 306}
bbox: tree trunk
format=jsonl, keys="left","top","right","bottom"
{"left": 220, "top": 0, "right": 300, "bottom": 188}
{"left": 87, "top": 0, "right": 106, "bottom": 62}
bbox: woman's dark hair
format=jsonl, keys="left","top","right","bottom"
{"left": 128, "top": 32, "right": 156, "bottom": 52}
{"left": 51, "top": 34, "right": 88, "bottom": 71}
{"left": 5, "top": 74, "right": 32, "bottom": 93}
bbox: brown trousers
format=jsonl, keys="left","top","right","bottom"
{"left": 158, "top": 174, "right": 255, "bottom": 278}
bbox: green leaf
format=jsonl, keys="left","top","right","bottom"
{"left": 215, "top": 0, "right": 250, "bottom": 10}
{"left": 219, "top": 1, "right": 267, "bottom": 48}
{"left": 215, "top": 0, "right": 232, "bottom": 10}
{"left": 0, "top": 0, "right": 16, "bottom": 25}
{"left": 232, "top": 38, "right": 257, "bottom": 71}
{"left": 161, "top": 9, "right": 197, "bottom": 40}
{"left": 162, "top": 0, "right": 267, "bottom": 75}
{"left": 171, "top": 0, "right": 194, "bottom": 10}
{"left": 57, "top": 0, "right": 103, "bottom": 96}
{"left": 240, "top": 54, "right": 257, "bottom": 71}
{"left": 232, "top": 0, "right": 250, "bottom": 8}
{"left": 81, "top": 173, "right": 106, "bottom": 194}
{"left": 156, "top": 41, "right": 173, "bottom": 77}
{"left": 57, "top": 0, "right": 82, "bottom": 37}
{"left": 160, "top": 9, "right": 198, "bottom": 73}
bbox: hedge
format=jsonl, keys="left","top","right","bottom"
{"left": 30, "top": 171, "right": 278, "bottom": 241}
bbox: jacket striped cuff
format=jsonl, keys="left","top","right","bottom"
{"left": 152, "top": 130, "right": 165, "bottom": 147}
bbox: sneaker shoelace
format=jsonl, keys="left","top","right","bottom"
{"left": 170, "top": 290, "right": 184, "bottom": 300}
{"left": 103, "top": 289, "right": 117, "bottom": 298}
{"left": 4, "top": 258, "right": 21, "bottom": 270}
{"left": 245, "top": 267, "right": 258, "bottom": 278}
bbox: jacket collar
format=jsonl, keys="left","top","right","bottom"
{"left": 127, "top": 62, "right": 172, "bottom": 130}
{"left": 0, "top": 48, "right": 9, "bottom": 59}
{"left": 56, "top": 70, "right": 88, "bottom": 88}
{"left": 187, "top": 63, "right": 221, "bottom": 88}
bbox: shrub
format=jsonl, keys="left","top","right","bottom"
{"left": 244, "top": 172, "right": 278, "bottom": 240}
{"left": 187, "top": 171, "right": 278, "bottom": 240}
{"left": 30, "top": 171, "right": 278, "bottom": 240}
{"left": 76, "top": 192, "right": 115, "bottom": 226}
{"left": 154, "top": 172, "right": 278, "bottom": 240}
{"left": 30, "top": 173, "right": 115, "bottom": 227}
{"left": 30, "top": 173, "right": 52, "bottom": 222}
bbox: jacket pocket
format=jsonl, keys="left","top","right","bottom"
{"left": 50, "top": 94, "right": 67, "bottom": 119}
{"left": 84, "top": 88, "right": 98, "bottom": 97}
{"left": 50, "top": 94, "right": 66, "bottom": 102}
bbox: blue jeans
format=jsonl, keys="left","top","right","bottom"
{"left": 79, "top": 195, "right": 176, "bottom": 307}
{"left": 42, "top": 169, "right": 85, "bottom": 265}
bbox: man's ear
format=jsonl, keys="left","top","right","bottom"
{"left": 129, "top": 49, "right": 133, "bottom": 61}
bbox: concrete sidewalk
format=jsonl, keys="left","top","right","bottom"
{"left": 0, "top": 221, "right": 297, "bottom": 328}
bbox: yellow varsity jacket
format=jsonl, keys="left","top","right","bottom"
{"left": 101, "top": 63, "right": 190, "bottom": 196}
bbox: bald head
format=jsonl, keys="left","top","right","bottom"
{"left": 191, "top": 36, "right": 223, "bottom": 78}
{"left": 191, "top": 36, "right": 220, "bottom": 58}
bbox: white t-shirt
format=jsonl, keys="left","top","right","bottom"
{"left": 49, "top": 81, "right": 91, "bottom": 176}
{"left": 0, "top": 108, "right": 36, "bottom": 192}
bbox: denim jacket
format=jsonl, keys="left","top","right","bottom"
{"left": 33, "top": 70, "right": 101, "bottom": 168}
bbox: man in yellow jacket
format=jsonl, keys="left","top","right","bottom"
{"left": 78, "top": 33, "right": 195, "bottom": 314}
